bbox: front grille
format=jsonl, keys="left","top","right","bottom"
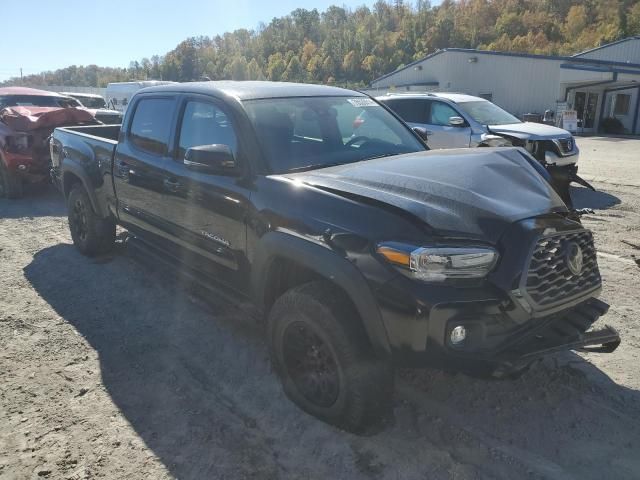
{"left": 525, "top": 230, "right": 600, "bottom": 308}
{"left": 556, "top": 137, "right": 574, "bottom": 154}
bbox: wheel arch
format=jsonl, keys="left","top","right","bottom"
{"left": 252, "top": 232, "right": 391, "bottom": 358}
{"left": 61, "top": 160, "right": 108, "bottom": 217}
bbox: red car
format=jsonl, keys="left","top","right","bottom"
{"left": 0, "top": 87, "right": 96, "bottom": 198}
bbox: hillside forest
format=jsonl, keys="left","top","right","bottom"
{"left": 4, "top": 0, "right": 640, "bottom": 88}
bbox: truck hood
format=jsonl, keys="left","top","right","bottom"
{"left": 285, "top": 148, "right": 567, "bottom": 243}
{"left": 489, "top": 122, "right": 571, "bottom": 140}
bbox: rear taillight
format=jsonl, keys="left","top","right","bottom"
{"left": 50, "top": 138, "right": 63, "bottom": 166}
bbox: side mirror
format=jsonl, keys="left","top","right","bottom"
{"left": 448, "top": 116, "right": 466, "bottom": 127}
{"left": 412, "top": 126, "right": 429, "bottom": 141}
{"left": 184, "top": 144, "right": 237, "bottom": 175}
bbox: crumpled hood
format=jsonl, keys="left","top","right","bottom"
{"left": 0, "top": 106, "right": 95, "bottom": 132}
{"left": 285, "top": 148, "right": 567, "bottom": 243}
{"left": 489, "top": 122, "right": 571, "bottom": 140}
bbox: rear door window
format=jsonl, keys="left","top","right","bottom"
{"left": 129, "top": 97, "right": 174, "bottom": 156}
{"left": 384, "top": 99, "right": 428, "bottom": 123}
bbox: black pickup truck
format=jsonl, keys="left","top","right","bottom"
{"left": 50, "top": 81, "right": 620, "bottom": 433}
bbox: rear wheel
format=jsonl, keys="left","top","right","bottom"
{"left": 268, "top": 281, "right": 394, "bottom": 434}
{"left": 67, "top": 184, "right": 115, "bottom": 256}
{"left": 0, "top": 160, "right": 24, "bottom": 199}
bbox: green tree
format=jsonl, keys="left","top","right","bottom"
{"left": 247, "top": 58, "right": 265, "bottom": 80}
{"left": 628, "top": 3, "right": 640, "bottom": 35}
{"left": 227, "top": 56, "right": 248, "bottom": 80}
{"left": 306, "top": 54, "right": 324, "bottom": 81}
{"left": 267, "top": 53, "right": 286, "bottom": 81}
{"left": 564, "top": 5, "right": 588, "bottom": 39}
{"left": 496, "top": 12, "right": 526, "bottom": 38}
{"left": 282, "top": 55, "right": 305, "bottom": 82}
{"left": 342, "top": 50, "right": 360, "bottom": 79}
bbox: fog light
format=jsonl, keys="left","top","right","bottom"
{"left": 450, "top": 325, "right": 467, "bottom": 345}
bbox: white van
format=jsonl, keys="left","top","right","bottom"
{"left": 105, "top": 81, "right": 176, "bottom": 113}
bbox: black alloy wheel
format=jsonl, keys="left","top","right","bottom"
{"left": 282, "top": 321, "right": 340, "bottom": 408}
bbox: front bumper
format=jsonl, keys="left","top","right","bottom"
{"left": 486, "top": 298, "right": 620, "bottom": 377}
{"left": 545, "top": 148, "right": 579, "bottom": 167}
{"left": 373, "top": 218, "right": 620, "bottom": 374}
{"left": 377, "top": 281, "right": 620, "bottom": 375}
{"left": 3, "top": 151, "right": 50, "bottom": 183}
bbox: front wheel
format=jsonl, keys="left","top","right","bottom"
{"left": 268, "top": 281, "right": 394, "bottom": 434}
{"left": 67, "top": 184, "right": 115, "bottom": 256}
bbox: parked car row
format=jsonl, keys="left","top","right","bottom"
{"left": 49, "top": 81, "right": 620, "bottom": 433}
{"left": 0, "top": 86, "right": 124, "bottom": 198}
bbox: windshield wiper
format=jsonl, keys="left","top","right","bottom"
{"left": 287, "top": 153, "right": 401, "bottom": 173}
{"left": 364, "top": 153, "right": 399, "bottom": 161}
{"left": 288, "top": 161, "right": 348, "bottom": 173}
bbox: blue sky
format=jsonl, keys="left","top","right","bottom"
{"left": 1, "top": 0, "right": 386, "bottom": 82}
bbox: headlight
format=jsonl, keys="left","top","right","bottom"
{"left": 377, "top": 243, "right": 498, "bottom": 282}
{"left": 480, "top": 133, "right": 511, "bottom": 147}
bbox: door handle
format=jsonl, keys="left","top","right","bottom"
{"left": 163, "top": 178, "right": 181, "bottom": 192}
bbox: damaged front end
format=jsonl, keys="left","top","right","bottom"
{"left": 491, "top": 298, "right": 620, "bottom": 378}
{"left": 1, "top": 106, "right": 97, "bottom": 185}
{"left": 487, "top": 220, "right": 621, "bottom": 376}
{"left": 495, "top": 131, "right": 593, "bottom": 210}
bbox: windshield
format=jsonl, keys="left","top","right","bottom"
{"left": 72, "top": 95, "right": 107, "bottom": 109}
{"left": 243, "top": 96, "right": 425, "bottom": 173}
{"left": 456, "top": 100, "right": 521, "bottom": 126}
{"left": 0, "top": 95, "right": 82, "bottom": 109}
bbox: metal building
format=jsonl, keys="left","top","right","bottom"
{"left": 369, "top": 37, "right": 640, "bottom": 135}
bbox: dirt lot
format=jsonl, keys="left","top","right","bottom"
{"left": 1, "top": 138, "right": 639, "bottom": 479}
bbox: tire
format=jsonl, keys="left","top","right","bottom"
{"left": 67, "top": 184, "right": 116, "bottom": 256}
{"left": 0, "top": 160, "right": 24, "bottom": 199}
{"left": 268, "top": 281, "right": 394, "bottom": 434}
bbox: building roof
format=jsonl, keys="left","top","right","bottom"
{"left": 0, "top": 86, "right": 62, "bottom": 96}
{"left": 371, "top": 48, "right": 570, "bottom": 84}
{"left": 572, "top": 36, "right": 640, "bottom": 58}
{"left": 142, "top": 81, "right": 363, "bottom": 100}
{"left": 371, "top": 38, "right": 640, "bottom": 85}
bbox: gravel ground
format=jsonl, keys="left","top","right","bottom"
{"left": 576, "top": 136, "right": 640, "bottom": 187}
{"left": 1, "top": 139, "right": 639, "bottom": 479}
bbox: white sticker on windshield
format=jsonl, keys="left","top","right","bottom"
{"left": 347, "top": 98, "right": 378, "bottom": 107}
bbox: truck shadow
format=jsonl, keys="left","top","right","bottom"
{"left": 0, "top": 185, "right": 66, "bottom": 219}
{"left": 571, "top": 185, "right": 621, "bottom": 210}
{"left": 24, "top": 243, "right": 640, "bottom": 479}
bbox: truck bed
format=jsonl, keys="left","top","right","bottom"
{"left": 56, "top": 124, "right": 121, "bottom": 143}
{"left": 50, "top": 125, "right": 122, "bottom": 200}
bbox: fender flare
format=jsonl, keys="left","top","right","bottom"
{"left": 252, "top": 231, "right": 391, "bottom": 357}
{"left": 61, "top": 158, "right": 109, "bottom": 218}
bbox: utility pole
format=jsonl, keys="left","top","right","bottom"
{"left": 20, "top": 68, "right": 23, "bottom": 83}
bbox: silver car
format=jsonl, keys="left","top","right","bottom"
{"left": 376, "top": 93, "right": 579, "bottom": 168}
